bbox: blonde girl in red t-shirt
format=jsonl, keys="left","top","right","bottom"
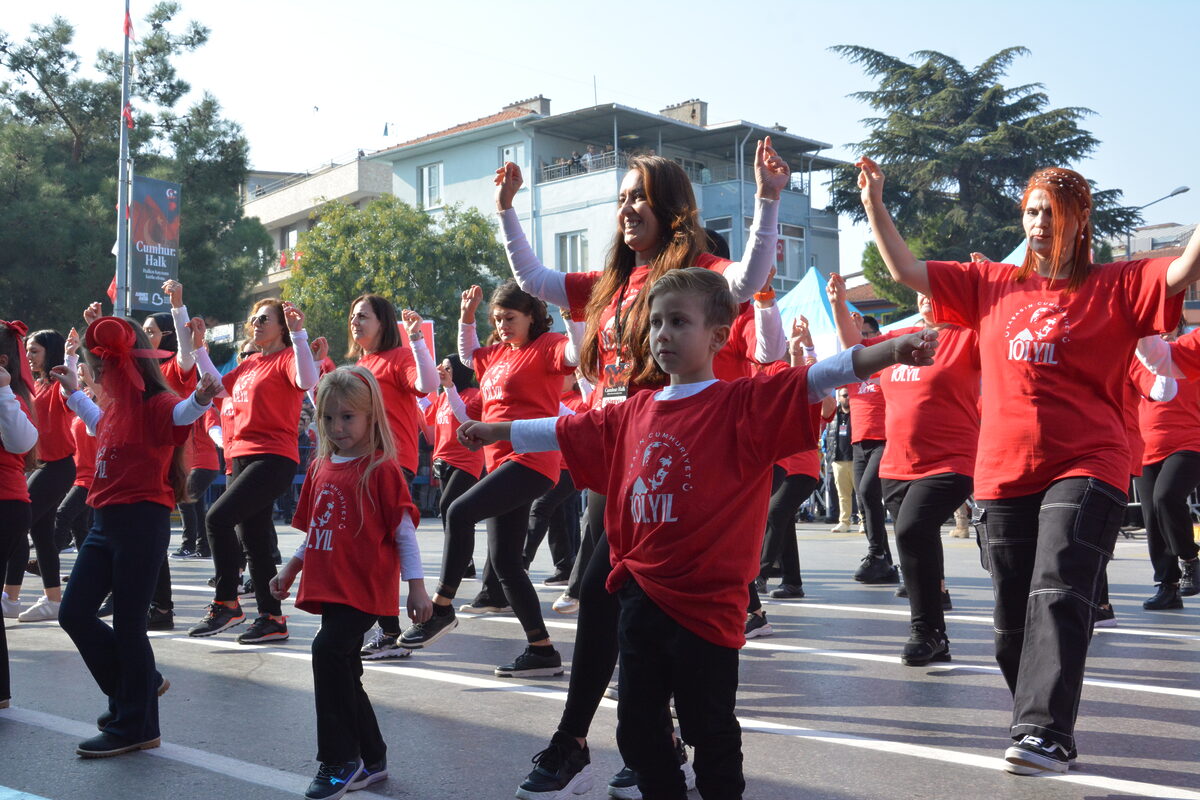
{"left": 271, "top": 366, "right": 430, "bottom": 797}
{"left": 858, "top": 156, "right": 1200, "bottom": 774}
{"left": 0, "top": 320, "right": 40, "bottom": 705}
{"left": 399, "top": 281, "right": 577, "bottom": 679}
{"left": 50, "top": 317, "right": 218, "bottom": 757}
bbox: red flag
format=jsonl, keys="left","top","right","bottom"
{"left": 107, "top": 276, "right": 117, "bottom": 303}
{"left": 124, "top": 12, "right": 136, "bottom": 42}
{"left": 122, "top": 103, "right": 134, "bottom": 129}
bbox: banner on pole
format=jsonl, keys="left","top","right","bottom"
{"left": 128, "top": 175, "right": 181, "bottom": 312}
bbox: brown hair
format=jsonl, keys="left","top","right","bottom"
{"left": 579, "top": 156, "right": 706, "bottom": 385}
{"left": 244, "top": 299, "right": 292, "bottom": 348}
{"left": 488, "top": 281, "right": 553, "bottom": 344}
{"left": 1016, "top": 167, "right": 1093, "bottom": 291}
{"left": 0, "top": 324, "right": 38, "bottom": 469}
{"left": 346, "top": 294, "right": 402, "bottom": 358}
{"left": 646, "top": 267, "right": 737, "bottom": 328}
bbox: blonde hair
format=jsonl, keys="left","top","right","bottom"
{"left": 314, "top": 366, "right": 397, "bottom": 529}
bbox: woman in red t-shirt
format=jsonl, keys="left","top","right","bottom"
{"left": 52, "top": 317, "right": 218, "bottom": 757}
{"left": 4, "top": 327, "right": 74, "bottom": 623}
{"left": 0, "top": 320, "right": 39, "bottom": 704}
{"left": 493, "top": 146, "right": 790, "bottom": 795}
{"left": 858, "top": 156, "right": 1200, "bottom": 774}
{"left": 399, "top": 282, "right": 577, "bottom": 679}
{"left": 189, "top": 298, "right": 318, "bottom": 644}
{"left": 53, "top": 355, "right": 103, "bottom": 556}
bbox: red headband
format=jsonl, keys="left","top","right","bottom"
{"left": 0, "top": 320, "right": 36, "bottom": 393}
{"left": 84, "top": 317, "right": 171, "bottom": 392}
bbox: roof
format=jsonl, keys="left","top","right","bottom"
{"left": 375, "top": 108, "right": 537, "bottom": 153}
{"left": 1132, "top": 245, "right": 1185, "bottom": 259}
{"left": 846, "top": 283, "right": 884, "bottom": 303}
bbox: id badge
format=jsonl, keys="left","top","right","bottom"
{"left": 600, "top": 360, "right": 632, "bottom": 406}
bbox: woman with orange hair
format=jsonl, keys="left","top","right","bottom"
{"left": 857, "top": 156, "right": 1200, "bottom": 774}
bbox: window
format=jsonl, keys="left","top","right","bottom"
{"left": 500, "top": 143, "right": 526, "bottom": 167}
{"left": 556, "top": 231, "right": 589, "bottom": 272}
{"left": 705, "top": 217, "right": 732, "bottom": 252}
{"left": 779, "top": 223, "right": 805, "bottom": 280}
{"left": 419, "top": 162, "right": 443, "bottom": 209}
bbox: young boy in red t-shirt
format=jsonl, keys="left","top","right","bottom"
{"left": 459, "top": 268, "right": 937, "bottom": 798}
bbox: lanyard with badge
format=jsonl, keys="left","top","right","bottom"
{"left": 601, "top": 281, "right": 635, "bottom": 405}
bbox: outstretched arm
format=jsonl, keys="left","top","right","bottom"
{"left": 495, "top": 162, "right": 571, "bottom": 306}
{"left": 457, "top": 285, "right": 484, "bottom": 368}
{"left": 827, "top": 273, "right": 863, "bottom": 348}
{"left": 858, "top": 157, "right": 930, "bottom": 296}
{"left": 1165, "top": 228, "right": 1200, "bottom": 296}
{"left": 723, "top": 138, "right": 787, "bottom": 302}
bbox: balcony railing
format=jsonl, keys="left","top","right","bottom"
{"left": 536, "top": 152, "right": 808, "bottom": 193}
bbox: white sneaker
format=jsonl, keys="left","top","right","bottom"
{"left": 830, "top": 523, "right": 849, "bottom": 533}
{"left": 552, "top": 592, "right": 579, "bottom": 614}
{"left": 1, "top": 592, "right": 20, "bottom": 619}
{"left": 18, "top": 595, "right": 60, "bottom": 623}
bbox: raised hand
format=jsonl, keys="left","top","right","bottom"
{"left": 792, "top": 315, "right": 813, "bottom": 350}
{"left": 187, "top": 316, "right": 207, "bottom": 351}
{"left": 893, "top": 328, "right": 938, "bottom": 367}
{"left": 281, "top": 302, "right": 305, "bottom": 332}
{"left": 195, "top": 372, "right": 221, "bottom": 405}
{"left": 65, "top": 327, "right": 80, "bottom": 358}
{"left": 460, "top": 285, "right": 483, "bottom": 323}
{"left": 754, "top": 136, "right": 791, "bottom": 201}
{"left": 83, "top": 302, "right": 103, "bottom": 327}
{"left": 970, "top": 252, "right": 991, "bottom": 263}
{"left": 857, "top": 156, "right": 885, "bottom": 207}
{"left": 494, "top": 161, "right": 524, "bottom": 211}
{"left": 826, "top": 273, "right": 846, "bottom": 306}
{"left": 401, "top": 309, "right": 424, "bottom": 341}
{"left": 437, "top": 361, "right": 453, "bottom": 388}
{"left": 310, "top": 336, "right": 330, "bottom": 362}
{"left": 162, "top": 279, "right": 183, "bottom": 308}
{"left": 48, "top": 365, "right": 78, "bottom": 394}
{"left": 77, "top": 363, "right": 98, "bottom": 395}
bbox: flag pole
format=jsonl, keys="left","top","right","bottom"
{"left": 114, "top": 0, "right": 133, "bottom": 318}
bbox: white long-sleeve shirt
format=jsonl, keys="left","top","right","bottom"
{"left": 65, "top": 388, "right": 211, "bottom": 435}
{"left": 194, "top": 331, "right": 319, "bottom": 395}
{"left": 457, "top": 322, "right": 582, "bottom": 370}
{"left": 0, "top": 386, "right": 38, "bottom": 454}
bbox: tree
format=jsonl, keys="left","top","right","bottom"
{"left": 283, "top": 196, "right": 508, "bottom": 360}
{"left": 0, "top": 5, "right": 270, "bottom": 334}
{"left": 828, "top": 46, "right": 1142, "bottom": 274}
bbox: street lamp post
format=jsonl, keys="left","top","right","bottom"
{"left": 1125, "top": 185, "right": 1190, "bottom": 259}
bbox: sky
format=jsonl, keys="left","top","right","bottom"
{"left": 5, "top": 0, "right": 1198, "bottom": 273}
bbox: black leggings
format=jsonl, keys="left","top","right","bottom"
{"left": 523, "top": 469, "right": 579, "bottom": 572}
{"left": 54, "top": 484, "right": 91, "bottom": 551}
{"left": 759, "top": 467, "right": 818, "bottom": 585}
{"left": 853, "top": 440, "right": 891, "bottom": 560}
{"left": 1135, "top": 450, "right": 1200, "bottom": 585}
{"left": 438, "top": 461, "right": 553, "bottom": 643}
{"left": 5, "top": 456, "right": 75, "bottom": 590}
{"left": 180, "top": 468, "right": 218, "bottom": 552}
{"left": 206, "top": 454, "right": 296, "bottom": 615}
{"left": 0, "top": 500, "right": 32, "bottom": 702}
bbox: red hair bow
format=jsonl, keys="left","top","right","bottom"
{"left": 84, "top": 317, "right": 170, "bottom": 392}
{"left": 0, "top": 319, "right": 36, "bottom": 392}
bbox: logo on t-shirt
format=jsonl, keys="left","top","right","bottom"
{"left": 627, "top": 433, "right": 693, "bottom": 524}
{"left": 889, "top": 364, "right": 923, "bottom": 382}
{"left": 231, "top": 363, "right": 262, "bottom": 403}
{"left": 1004, "top": 302, "right": 1069, "bottom": 365}
{"left": 95, "top": 444, "right": 112, "bottom": 479}
{"left": 306, "top": 483, "right": 348, "bottom": 552}
{"left": 480, "top": 360, "right": 514, "bottom": 402}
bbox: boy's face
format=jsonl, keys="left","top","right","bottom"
{"left": 649, "top": 290, "right": 728, "bottom": 381}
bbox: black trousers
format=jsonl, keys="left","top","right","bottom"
{"left": 566, "top": 488, "right": 605, "bottom": 600}
{"left": 883, "top": 473, "right": 973, "bottom": 632}
{"left": 54, "top": 484, "right": 91, "bottom": 551}
{"left": 523, "top": 469, "right": 579, "bottom": 573}
{"left": 852, "top": 440, "right": 891, "bottom": 561}
{"left": 759, "top": 467, "right": 817, "bottom": 586}
{"left": 438, "top": 461, "right": 553, "bottom": 643}
{"left": 206, "top": 454, "right": 296, "bottom": 615}
{"left": 0, "top": 500, "right": 32, "bottom": 702}
{"left": 5, "top": 456, "right": 75, "bottom": 589}
{"left": 313, "top": 602, "right": 386, "bottom": 764}
{"left": 180, "top": 467, "right": 218, "bottom": 553}
{"left": 979, "top": 477, "right": 1124, "bottom": 750}
{"left": 1134, "top": 451, "right": 1200, "bottom": 585}
{"left": 617, "top": 579, "right": 743, "bottom": 800}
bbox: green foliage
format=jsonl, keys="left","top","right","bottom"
{"left": 861, "top": 241, "right": 916, "bottom": 309}
{"left": 0, "top": 5, "right": 269, "bottom": 335}
{"left": 829, "top": 45, "right": 1141, "bottom": 266}
{"left": 283, "top": 196, "right": 508, "bottom": 360}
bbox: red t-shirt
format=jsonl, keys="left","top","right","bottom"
{"left": 89, "top": 392, "right": 190, "bottom": 509}
{"left": 711, "top": 302, "right": 759, "bottom": 382}
{"left": 1162, "top": 331, "right": 1200, "bottom": 382}
{"left": 564, "top": 253, "right": 732, "bottom": 408}
{"left": 863, "top": 325, "right": 981, "bottom": 480}
{"left": 558, "top": 368, "right": 820, "bottom": 649}
{"left": 71, "top": 414, "right": 98, "bottom": 490}
{"left": 358, "top": 348, "right": 423, "bottom": 474}
{"left": 186, "top": 413, "right": 220, "bottom": 473}
{"left": 221, "top": 348, "right": 304, "bottom": 463}
{"left": 844, "top": 378, "right": 886, "bottom": 443}
{"left": 927, "top": 257, "right": 1181, "bottom": 499}
{"left": 160, "top": 359, "right": 196, "bottom": 397}
{"left": 474, "top": 333, "right": 575, "bottom": 483}
{"left": 1137, "top": 362, "right": 1200, "bottom": 465}
{"left": 423, "top": 388, "right": 485, "bottom": 479}
{"left": 159, "top": 359, "right": 208, "bottom": 472}
{"left": 33, "top": 380, "right": 75, "bottom": 463}
{"left": 318, "top": 357, "right": 337, "bottom": 377}
{"left": 754, "top": 361, "right": 826, "bottom": 477}
{"left": 0, "top": 394, "right": 34, "bottom": 502}
{"left": 291, "top": 455, "right": 419, "bottom": 617}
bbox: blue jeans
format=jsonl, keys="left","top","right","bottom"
{"left": 979, "top": 477, "right": 1125, "bottom": 750}
{"left": 59, "top": 502, "right": 171, "bottom": 743}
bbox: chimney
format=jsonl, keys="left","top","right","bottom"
{"left": 660, "top": 99, "right": 708, "bottom": 127}
{"left": 504, "top": 95, "right": 551, "bottom": 116}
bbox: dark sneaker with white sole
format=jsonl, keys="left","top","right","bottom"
{"left": 236, "top": 615, "right": 289, "bottom": 644}
{"left": 399, "top": 606, "right": 458, "bottom": 648}
{"left": 304, "top": 759, "right": 363, "bottom": 800}
{"left": 347, "top": 757, "right": 387, "bottom": 791}
{"left": 188, "top": 603, "right": 245, "bottom": 637}
{"left": 359, "top": 630, "right": 411, "bottom": 660}
{"left": 744, "top": 612, "right": 773, "bottom": 639}
{"left": 900, "top": 623, "right": 951, "bottom": 666}
{"left": 606, "top": 739, "right": 695, "bottom": 798}
{"left": 76, "top": 731, "right": 161, "bottom": 758}
{"left": 515, "top": 730, "right": 593, "bottom": 799}
{"left": 855, "top": 554, "right": 899, "bottom": 583}
{"left": 770, "top": 583, "right": 805, "bottom": 599}
{"left": 495, "top": 647, "right": 564, "bottom": 677}
{"left": 1004, "top": 735, "right": 1071, "bottom": 774}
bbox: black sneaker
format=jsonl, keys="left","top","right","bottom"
{"left": 515, "top": 730, "right": 593, "bottom": 799}
{"left": 147, "top": 606, "right": 174, "bottom": 631}
{"left": 399, "top": 606, "right": 458, "bottom": 649}
{"left": 543, "top": 570, "right": 571, "bottom": 587}
{"left": 360, "top": 630, "right": 411, "bottom": 660}
{"left": 239, "top": 576, "right": 254, "bottom": 596}
{"left": 770, "top": 583, "right": 805, "bottom": 599}
{"left": 206, "top": 576, "right": 217, "bottom": 588}
{"left": 1143, "top": 583, "right": 1183, "bottom": 610}
{"left": 237, "top": 615, "right": 288, "bottom": 644}
{"left": 1093, "top": 604, "right": 1117, "bottom": 629}
{"left": 855, "top": 555, "right": 898, "bottom": 584}
{"left": 304, "top": 759, "right": 363, "bottom": 800}
{"left": 76, "top": 731, "right": 160, "bottom": 758}
{"left": 900, "top": 623, "right": 951, "bottom": 666}
{"left": 462, "top": 560, "right": 477, "bottom": 580}
{"left": 895, "top": 582, "right": 908, "bottom": 598}
{"left": 495, "top": 647, "right": 564, "bottom": 678}
{"left": 170, "top": 546, "right": 197, "bottom": 560}
{"left": 95, "top": 594, "right": 114, "bottom": 618}
{"left": 941, "top": 589, "right": 953, "bottom": 611}
{"left": 745, "top": 612, "right": 773, "bottom": 639}
{"left": 752, "top": 576, "right": 767, "bottom": 594}
{"left": 347, "top": 757, "right": 387, "bottom": 790}
{"left": 188, "top": 603, "right": 245, "bottom": 637}
{"left": 606, "top": 738, "right": 695, "bottom": 798}
{"left": 1180, "top": 558, "right": 1200, "bottom": 596}
{"left": 1004, "top": 735, "right": 1071, "bottom": 774}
